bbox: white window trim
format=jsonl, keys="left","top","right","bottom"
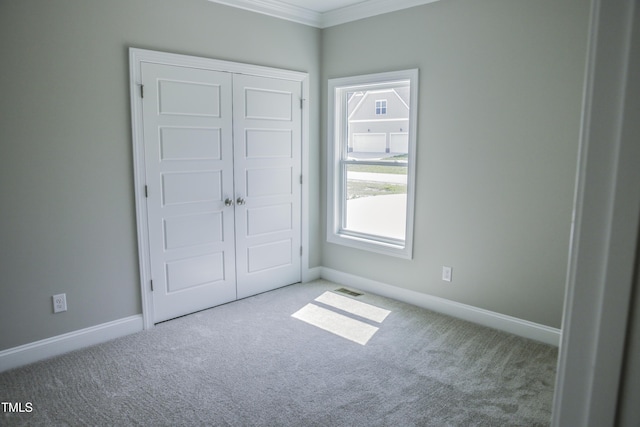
{"left": 375, "top": 99, "right": 387, "bottom": 115}
{"left": 327, "top": 69, "right": 419, "bottom": 259}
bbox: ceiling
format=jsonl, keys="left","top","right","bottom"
{"left": 276, "top": 0, "right": 370, "bottom": 14}
{"left": 208, "top": 0, "right": 440, "bottom": 28}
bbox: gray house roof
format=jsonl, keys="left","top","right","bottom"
{"left": 347, "top": 87, "right": 409, "bottom": 122}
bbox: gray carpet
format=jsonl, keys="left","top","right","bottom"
{"left": 0, "top": 280, "right": 557, "bottom": 426}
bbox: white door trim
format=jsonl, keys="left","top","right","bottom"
{"left": 129, "top": 48, "right": 310, "bottom": 329}
{"left": 551, "top": 0, "right": 639, "bottom": 425}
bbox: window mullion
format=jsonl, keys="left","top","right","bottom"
{"left": 343, "top": 160, "right": 408, "bottom": 167}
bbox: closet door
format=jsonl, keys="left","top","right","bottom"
{"left": 232, "top": 74, "right": 302, "bottom": 298}
{"left": 141, "top": 63, "right": 236, "bottom": 323}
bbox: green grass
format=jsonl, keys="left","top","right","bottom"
{"left": 347, "top": 181, "right": 407, "bottom": 199}
{"left": 347, "top": 164, "right": 408, "bottom": 175}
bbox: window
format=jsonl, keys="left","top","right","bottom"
{"left": 327, "top": 69, "right": 418, "bottom": 258}
{"left": 375, "top": 99, "right": 387, "bottom": 115}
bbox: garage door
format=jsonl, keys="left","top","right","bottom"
{"left": 352, "top": 133, "right": 386, "bottom": 153}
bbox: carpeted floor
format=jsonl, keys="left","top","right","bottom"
{"left": 0, "top": 280, "right": 558, "bottom": 426}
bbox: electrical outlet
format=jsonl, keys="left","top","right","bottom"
{"left": 53, "top": 293, "right": 67, "bottom": 313}
{"left": 442, "top": 266, "right": 453, "bottom": 282}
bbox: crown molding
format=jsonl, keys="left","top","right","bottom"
{"left": 209, "top": 0, "right": 322, "bottom": 27}
{"left": 322, "top": 0, "right": 440, "bottom": 28}
{"left": 208, "top": 0, "right": 441, "bottom": 28}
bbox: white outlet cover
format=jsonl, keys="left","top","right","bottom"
{"left": 53, "top": 293, "right": 67, "bottom": 313}
{"left": 442, "top": 266, "right": 452, "bottom": 282}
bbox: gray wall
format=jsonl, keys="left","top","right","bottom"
{"left": 0, "top": 0, "right": 590, "bottom": 352}
{"left": 0, "top": 0, "right": 321, "bottom": 350}
{"left": 321, "top": 0, "right": 590, "bottom": 328}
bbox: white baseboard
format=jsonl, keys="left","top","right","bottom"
{"left": 303, "top": 266, "right": 322, "bottom": 282}
{"left": 0, "top": 269, "right": 559, "bottom": 372}
{"left": 320, "top": 267, "right": 561, "bottom": 346}
{"left": 0, "top": 315, "right": 143, "bottom": 373}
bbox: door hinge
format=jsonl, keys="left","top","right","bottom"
{"left": 300, "top": 98, "right": 305, "bottom": 109}
{"left": 300, "top": 246, "right": 303, "bottom": 256}
{"left": 300, "top": 175, "right": 303, "bottom": 185}
{"left": 150, "top": 280, "right": 154, "bottom": 291}
{"left": 144, "top": 185, "right": 148, "bottom": 198}
{"left": 140, "top": 84, "right": 144, "bottom": 98}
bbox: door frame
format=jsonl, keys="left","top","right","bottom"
{"left": 129, "top": 47, "right": 310, "bottom": 329}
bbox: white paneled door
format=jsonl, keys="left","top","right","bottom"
{"left": 138, "top": 60, "right": 302, "bottom": 323}
{"left": 233, "top": 74, "right": 302, "bottom": 299}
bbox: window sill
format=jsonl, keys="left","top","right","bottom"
{"left": 327, "top": 231, "right": 412, "bottom": 259}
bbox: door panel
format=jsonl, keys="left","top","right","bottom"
{"left": 165, "top": 252, "right": 226, "bottom": 293}
{"left": 163, "top": 212, "right": 223, "bottom": 250}
{"left": 161, "top": 171, "right": 222, "bottom": 205}
{"left": 233, "top": 74, "right": 302, "bottom": 298}
{"left": 158, "top": 80, "right": 222, "bottom": 116}
{"left": 160, "top": 128, "right": 222, "bottom": 160}
{"left": 247, "top": 239, "right": 293, "bottom": 273}
{"left": 245, "top": 129, "right": 292, "bottom": 159}
{"left": 246, "top": 203, "right": 292, "bottom": 236}
{"left": 246, "top": 168, "right": 293, "bottom": 197}
{"left": 244, "top": 88, "right": 292, "bottom": 120}
{"left": 142, "top": 63, "right": 236, "bottom": 323}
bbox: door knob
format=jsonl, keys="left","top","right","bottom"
{"left": 236, "top": 197, "right": 246, "bottom": 206}
{"left": 224, "top": 198, "right": 234, "bottom": 207}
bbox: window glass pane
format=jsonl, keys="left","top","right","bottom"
{"left": 346, "top": 85, "right": 409, "bottom": 162}
{"left": 344, "top": 164, "right": 407, "bottom": 240}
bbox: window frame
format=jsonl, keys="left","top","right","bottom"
{"left": 326, "top": 69, "right": 419, "bottom": 259}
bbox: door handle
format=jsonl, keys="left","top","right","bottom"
{"left": 236, "top": 197, "right": 246, "bottom": 206}
{"left": 224, "top": 198, "right": 234, "bottom": 207}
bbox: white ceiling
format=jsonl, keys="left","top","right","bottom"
{"left": 208, "top": 0, "right": 440, "bottom": 28}
{"left": 278, "top": 0, "right": 369, "bottom": 14}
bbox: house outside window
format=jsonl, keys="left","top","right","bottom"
{"left": 327, "top": 69, "right": 419, "bottom": 258}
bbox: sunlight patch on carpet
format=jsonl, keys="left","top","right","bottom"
{"left": 291, "top": 291, "right": 392, "bottom": 345}
{"left": 292, "top": 303, "right": 379, "bottom": 345}
{"left": 316, "top": 291, "right": 390, "bottom": 323}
